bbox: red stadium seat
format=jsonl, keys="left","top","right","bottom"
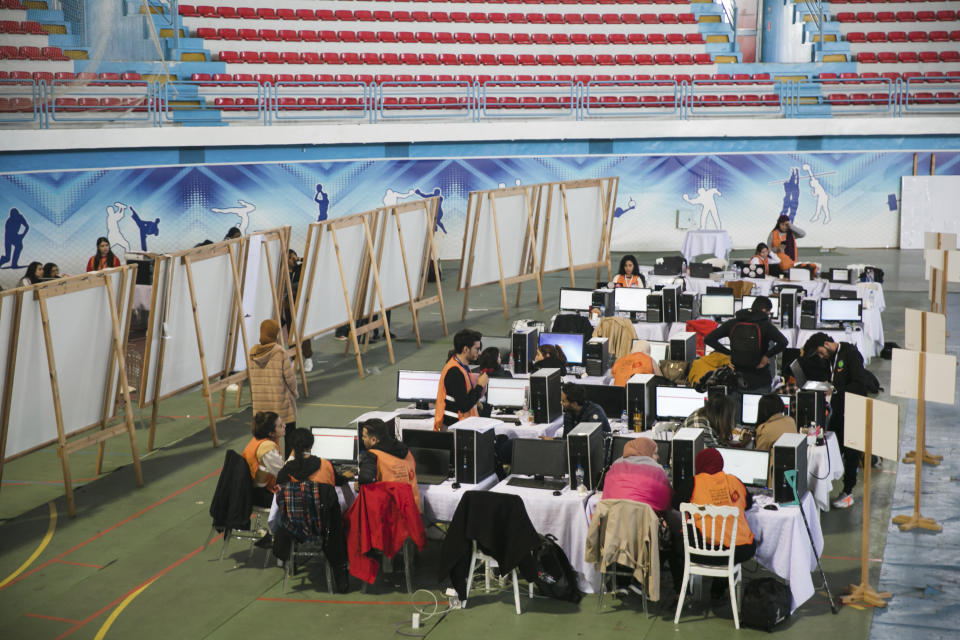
{"left": 694, "top": 53, "right": 713, "bottom": 65}
{"left": 685, "top": 33, "right": 705, "bottom": 44}
{"left": 635, "top": 54, "right": 655, "bottom": 65}
{"left": 857, "top": 52, "right": 877, "bottom": 63}
{"left": 217, "top": 6, "right": 238, "bottom": 19}
{"left": 536, "top": 54, "right": 557, "bottom": 65}
{"left": 654, "top": 54, "right": 674, "bottom": 65}
{"left": 875, "top": 12, "right": 895, "bottom": 23}
{"left": 551, "top": 33, "right": 571, "bottom": 44}
{"left": 237, "top": 7, "right": 256, "bottom": 19}
{"left": 877, "top": 51, "right": 897, "bottom": 63}
{"left": 277, "top": 9, "right": 296, "bottom": 21}
{"left": 941, "top": 51, "right": 960, "bottom": 63}
{"left": 916, "top": 11, "right": 936, "bottom": 22}
{"left": 261, "top": 51, "right": 281, "bottom": 64}
{"left": 432, "top": 12, "right": 451, "bottom": 23}
{"left": 299, "top": 30, "right": 320, "bottom": 42}
{"left": 648, "top": 33, "right": 667, "bottom": 45}
{"left": 895, "top": 11, "right": 916, "bottom": 22}
{"left": 296, "top": 9, "right": 317, "bottom": 21}
{"left": 855, "top": 12, "right": 876, "bottom": 23}
{"left": 218, "top": 50, "right": 240, "bottom": 63}
{"left": 260, "top": 29, "right": 281, "bottom": 42}
{"left": 257, "top": 8, "right": 278, "bottom": 20}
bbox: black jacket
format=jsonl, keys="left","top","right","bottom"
{"left": 562, "top": 400, "right": 610, "bottom": 437}
{"left": 358, "top": 439, "right": 411, "bottom": 485}
{"left": 551, "top": 313, "right": 595, "bottom": 343}
{"left": 827, "top": 342, "right": 868, "bottom": 429}
{"left": 209, "top": 450, "right": 253, "bottom": 532}
{"left": 440, "top": 490, "right": 542, "bottom": 599}
{"left": 443, "top": 362, "right": 486, "bottom": 413}
{"left": 531, "top": 356, "right": 568, "bottom": 377}
{"left": 705, "top": 309, "right": 788, "bottom": 390}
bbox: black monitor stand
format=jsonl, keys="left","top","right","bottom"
{"left": 414, "top": 400, "right": 431, "bottom": 410}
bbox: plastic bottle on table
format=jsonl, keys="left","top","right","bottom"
{"left": 575, "top": 464, "right": 585, "bottom": 494}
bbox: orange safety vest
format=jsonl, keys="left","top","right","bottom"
{"left": 690, "top": 472, "right": 754, "bottom": 547}
{"left": 434, "top": 357, "right": 479, "bottom": 431}
{"left": 613, "top": 274, "right": 642, "bottom": 288}
{"left": 241, "top": 436, "right": 279, "bottom": 490}
{"left": 287, "top": 458, "right": 336, "bottom": 486}
{"left": 370, "top": 448, "right": 422, "bottom": 512}
{"left": 772, "top": 229, "right": 797, "bottom": 270}
{"left": 611, "top": 351, "right": 655, "bottom": 386}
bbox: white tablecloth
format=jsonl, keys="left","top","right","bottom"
{"left": 683, "top": 277, "right": 716, "bottom": 296}
{"left": 633, "top": 321, "right": 670, "bottom": 342}
{"left": 420, "top": 475, "right": 500, "bottom": 524}
{"left": 491, "top": 477, "right": 602, "bottom": 594}
{"left": 807, "top": 432, "right": 843, "bottom": 512}
{"left": 682, "top": 230, "right": 732, "bottom": 263}
{"left": 644, "top": 274, "right": 685, "bottom": 289}
{"left": 399, "top": 414, "right": 563, "bottom": 440}
{"left": 745, "top": 491, "right": 823, "bottom": 613}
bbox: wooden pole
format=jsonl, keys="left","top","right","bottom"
{"left": 524, "top": 186, "right": 545, "bottom": 312}
{"left": 331, "top": 225, "right": 367, "bottom": 377}
{"left": 940, "top": 251, "right": 948, "bottom": 338}
{"left": 841, "top": 398, "right": 893, "bottom": 607}
{"left": 147, "top": 258, "right": 175, "bottom": 451}
{"left": 489, "top": 193, "right": 512, "bottom": 320}
{"left": 182, "top": 255, "right": 220, "bottom": 447}
{"left": 362, "top": 215, "right": 396, "bottom": 364}
{"left": 0, "top": 292, "right": 23, "bottom": 491}
{"left": 559, "top": 183, "right": 577, "bottom": 287}
{"left": 391, "top": 205, "right": 423, "bottom": 347}
{"left": 277, "top": 229, "right": 309, "bottom": 396}
{"left": 460, "top": 192, "right": 483, "bottom": 321}
{"left": 902, "top": 312, "right": 942, "bottom": 467}
{"left": 423, "top": 198, "right": 448, "bottom": 336}
{"left": 95, "top": 269, "right": 125, "bottom": 475}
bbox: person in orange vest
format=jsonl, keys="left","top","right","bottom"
{"left": 610, "top": 253, "right": 646, "bottom": 288}
{"left": 610, "top": 339, "right": 661, "bottom": 386}
{"left": 767, "top": 215, "right": 805, "bottom": 273}
{"left": 241, "top": 411, "right": 287, "bottom": 509}
{"left": 682, "top": 447, "right": 756, "bottom": 600}
{"left": 277, "top": 427, "right": 354, "bottom": 486}
{"left": 358, "top": 419, "right": 422, "bottom": 512}
{"left": 434, "top": 329, "right": 488, "bottom": 431}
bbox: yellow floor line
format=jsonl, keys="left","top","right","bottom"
{"left": 302, "top": 402, "right": 378, "bottom": 409}
{"left": 93, "top": 578, "right": 156, "bottom": 640}
{"left": 0, "top": 501, "right": 57, "bottom": 588}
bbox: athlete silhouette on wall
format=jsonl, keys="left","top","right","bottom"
{"left": 211, "top": 199, "right": 256, "bottom": 234}
{"left": 416, "top": 187, "right": 446, "bottom": 233}
{"left": 130, "top": 207, "right": 160, "bottom": 251}
{"left": 780, "top": 168, "right": 800, "bottom": 223}
{"left": 383, "top": 188, "right": 417, "bottom": 207}
{"left": 614, "top": 197, "right": 637, "bottom": 218}
{"left": 106, "top": 201, "right": 132, "bottom": 260}
{"left": 0, "top": 207, "right": 28, "bottom": 269}
{"left": 682, "top": 187, "right": 723, "bottom": 230}
{"left": 803, "top": 164, "right": 832, "bottom": 224}
{"left": 315, "top": 183, "right": 329, "bottom": 222}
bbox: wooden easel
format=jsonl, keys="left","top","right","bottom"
{"left": 0, "top": 290, "right": 22, "bottom": 491}
{"left": 891, "top": 317, "right": 943, "bottom": 533}
{"left": 840, "top": 397, "right": 892, "bottom": 607}
{"left": 460, "top": 186, "right": 544, "bottom": 320}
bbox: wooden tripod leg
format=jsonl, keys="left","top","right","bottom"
{"left": 901, "top": 448, "right": 943, "bottom": 466}
{"left": 841, "top": 583, "right": 893, "bottom": 608}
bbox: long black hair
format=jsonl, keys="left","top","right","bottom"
{"left": 700, "top": 394, "right": 735, "bottom": 443}
{"left": 618, "top": 254, "right": 640, "bottom": 276}
{"left": 23, "top": 261, "right": 43, "bottom": 284}
{"left": 94, "top": 236, "right": 118, "bottom": 269}
{"left": 287, "top": 427, "right": 314, "bottom": 458}
{"left": 42, "top": 262, "right": 59, "bottom": 278}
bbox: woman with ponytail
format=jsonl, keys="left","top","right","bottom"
{"left": 277, "top": 427, "right": 353, "bottom": 486}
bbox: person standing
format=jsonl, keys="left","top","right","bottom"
{"left": 434, "top": 329, "right": 487, "bottom": 431}
{"left": 767, "top": 215, "right": 805, "bottom": 272}
{"left": 86, "top": 236, "right": 122, "bottom": 272}
{"left": 249, "top": 319, "right": 298, "bottom": 455}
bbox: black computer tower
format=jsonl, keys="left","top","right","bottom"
{"left": 670, "top": 331, "right": 697, "bottom": 363}
{"left": 799, "top": 298, "right": 818, "bottom": 330}
{"left": 780, "top": 290, "right": 799, "bottom": 329}
{"left": 530, "top": 367, "right": 562, "bottom": 424}
{"left": 796, "top": 388, "right": 827, "bottom": 430}
{"left": 512, "top": 327, "right": 539, "bottom": 374}
{"left": 584, "top": 337, "right": 609, "bottom": 377}
{"left": 677, "top": 293, "right": 699, "bottom": 322}
{"left": 661, "top": 285, "right": 680, "bottom": 324}
{"left": 772, "top": 432, "right": 808, "bottom": 504}
{"left": 453, "top": 426, "right": 496, "bottom": 484}
{"left": 645, "top": 293, "right": 663, "bottom": 323}
{"left": 672, "top": 427, "right": 705, "bottom": 499}
{"left": 592, "top": 289, "right": 615, "bottom": 317}
{"left": 566, "top": 422, "right": 605, "bottom": 490}
{"left": 626, "top": 373, "right": 655, "bottom": 431}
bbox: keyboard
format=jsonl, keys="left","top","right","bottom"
{"left": 396, "top": 413, "right": 432, "bottom": 420}
{"left": 506, "top": 477, "right": 567, "bottom": 491}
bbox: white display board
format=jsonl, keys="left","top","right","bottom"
{"left": 368, "top": 200, "right": 433, "bottom": 312}
{"left": 923, "top": 248, "right": 960, "bottom": 282}
{"left": 890, "top": 348, "right": 957, "bottom": 405}
{"left": 234, "top": 228, "right": 286, "bottom": 370}
{"left": 924, "top": 231, "right": 957, "bottom": 250}
{"left": 900, "top": 176, "right": 960, "bottom": 249}
{"left": 904, "top": 309, "right": 946, "bottom": 355}
{"left": 458, "top": 187, "right": 534, "bottom": 290}
{"left": 537, "top": 180, "right": 612, "bottom": 275}
{"left": 844, "top": 393, "right": 900, "bottom": 461}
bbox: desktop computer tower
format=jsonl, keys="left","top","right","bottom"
{"left": 566, "top": 422, "right": 604, "bottom": 490}
{"left": 584, "top": 337, "right": 609, "bottom": 377}
{"left": 799, "top": 299, "right": 818, "bottom": 330}
{"left": 592, "top": 289, "right": 615, "bottom": 317}
{"left": 512, "top": 327, "right": 539, "bottom": 374}
{"left": 772, "top": 432, "right": 808, "bottom": 504}
{"left": 661, "top": 286, "right": 680, "bottom": 324}
{"left": 672, "top": 427, "right": 705, "bottom": 499}
{"left": 645, "top": 293, "right": 663, "bottom": 323}
{"left": 670, "top": 332, "right": 697, "bottom": 363}
{"left": 780, "top": 290, "right": 799, "bottom": 329}
{"left": 677, "top": 293, "right": 700, "bottom": 322}
{"left": 530, "top": 367, "right": 562, "bottom": 424}
{"left": 626, "top": 373, "right": 655, "bottom": 431}
{"left": 796, "top": 389, "right": 827, "bottom": 430}
{"left": 453, "top": 425, "right": 496, "bottom": 484}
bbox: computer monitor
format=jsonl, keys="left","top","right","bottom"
{"left": 581, "top": 383, "right": 626, "bottom": 417}
{"left": 648, "top": 340, "right": 669, "bottom": 362}
{"left": 396, "top": 370, "right": 441, "bottom": 405}
{"left": 829, "top": 289, "right": 857, "bottom": 300}
{"left": 511, "top": 438, "right": 568, "bottom": 478}
{"left": 829, "top": 268, "right": 850, "bottom": 284}
{"left": 483, "top": 335, "right": 513, "bottom": 362}
{"left": 310, "top": 427, "right": 358, "bottom": 464}
{"left": 740, "top": 393, "right": 792, "bottom": 426}
{"left": 819, "top": 298, "right": 863, "bottom": 323}
{"left": 742, "top": 294, "right": 780, "bottom": 319}
{"left": 655, "top": 387, "right": 707, "bottom": 421}
{"left": 610, "top": 435, "right": 671, "bottom": 468}
{"left": 705, "top": 286, "right": 734, "bottom": 296}
{"left": 559, "top": 287, "right": 594, "bottom": 312}
{"left": 614, "top": 287, "right": 651, "bottom": 313}
{"left": 401, "top": 428, "right": 455, "bottom": 461}
{"left": 538, "top": 332, "right": 585, "bottom": 365}
{"left": 700, "top": 294, "right": 735, "bottom": 318}
{"left": 486, "top": 378, "right": 528, "bottom": 409}
{"left": 716, "top": 447, "right": 770, "bottom": 488}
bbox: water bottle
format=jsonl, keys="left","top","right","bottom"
{"left": 575, "top": 464, "right": 585, "bottom": 492}
{"left": 620, "top": 410, "right": 628, "bottom": 434}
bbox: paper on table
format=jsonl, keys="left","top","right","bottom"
{"left": 923, "top": 231, "right": 958, "bottom": 250}
{"left": 904, "top": 309, "right": 946, "bottom": 355}
{"left": 844, "top": 393, "right": 899, "bottom": 461}
{"left": 889, "top": 348, "right": 957, "bottom": 405}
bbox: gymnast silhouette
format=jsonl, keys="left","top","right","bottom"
{"left": 780, "top": 168, "right": 800, "bottom": 223}
{"left": 0, "top": 207, "right": 28, "bottom": 269}
{"left": 130, "top": 207, "right": 160, "bottom": 251}
{"left": 315, "top": 183, "right": 329, "bottom": 222}
{"left": 415, "top": 187, "right": 446, "bottom": 233}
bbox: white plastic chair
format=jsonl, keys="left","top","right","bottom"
{"left": 674, "top": 503, "right": 743, "bottom": 629}
{"left": 463, "top": 541, "right": 532, "bottom": 615}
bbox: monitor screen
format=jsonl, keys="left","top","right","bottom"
{"left": 648, "top": 341, "right": 669, "bottom": 362}
{"left": 559, "top": 288, "right": 594, "bottom": 312}
{"left": 740, "top": 393, "right": 792, "bottom": 426}
{"left": 539, "top": 332, "right": 585, "bottom": 365}
{"left": 486, "top": 378, "right": 528, "bottom": 409}
{"left": 483, "top": 335, "right": 513, "bottom": 362}
{"left": 614, "top": 287, "right": 651, "bottom": 312}
{"left": 830, "top": 268, "right": 849, "bottom": 283}
{"left": 700, "top": 294, "right": 735, "bottom": 317}
{"left": 819, "top": 298, "right": 863, "bottom": 323}
{"left": 742, "top": 295, "right": 780, "bottom": 319}
{"left": 401, "top": 429, "right": 455, "bottom": 460}
{"left": 706, "top": 286, "right": 734, "bottom": 296}
{"left": 717, "top": 447, "right": 770, "bottom": 487}
{"left": 655, "top": 386, "right": 707, "bottom": 420}
{"left": 511, "top": 438, "right": 568, "bottom": 478}
{"left": 396, "top": 370, "right": 441, "bottom": 402}
{"left": 310, "top": 427, "right": 358, "bottom": 463}
{"left": 582, "top": 383, "right": 626, "bottom": 416}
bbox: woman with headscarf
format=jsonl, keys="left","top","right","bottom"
{"left": 249, "top": 318, "right": 298, "bottom": 455}
{"left": 767, "top": 215, "right": 806, "bottom": 272}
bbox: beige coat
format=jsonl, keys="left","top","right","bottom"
{"left": 585, "top": 499, "right": 661, "bottom": 601}
{"left": 249, "top": 342, "right": 298, "bottom": 424}
{"left": 593, "top": 316, "right": 639, "bottom": 360}
{"left": 755, "top": 414, "right": 797, "bottom": 452}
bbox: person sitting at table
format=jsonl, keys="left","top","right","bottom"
{"left": 476, "top": 346, "right": 513, "bottom": 379}
{"left": 747, "top": 242, "right": 780, "bottom": 278}
{"left": 754, "top": 394, "right": 797, "bottom": 452}
{"left": 767, "top": 215, "right": 805, "bottom": 272}
{"left": 676, "top": 394, "right": 736, "bottom": 448}
{"left": 358, "top": 418, "right": 421, "bottom": 512}
{"left": 560, "top": 382, "right": 610, "bottom": 437}
{"left": 434, "top": 329, "right": 488, "bottom": 431}
{"left": 610, "top": 339, "right": 661, "bottom": 386}
{"left": 531, "top": 343, "right": 568, "bottom": 377}
{"left": 610, "top": 254, "right": 645, "bottom": 288}
{"left": 682, "top": 447, "right": 756, "bottom": 600}
{"left": 277, "top": 427, "right": 353, "bottom": 486}
{"left": 241, "top": 411, "right": 286, "bottom": 508}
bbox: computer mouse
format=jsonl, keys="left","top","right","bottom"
{"left": 552, "top": 489, "right": 562, "bottom": 496}
{"left": 763, "top": 504, "right": 778, "bottom": 510}
{"left": 451, "top": 482, "right": 461, "bottom": 490}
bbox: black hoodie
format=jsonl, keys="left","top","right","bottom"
{"left": 358, "top": 438, "right": 411, "bottom": 485}
{"left": 705, "top": 308, "right": 788, "bottom": 390}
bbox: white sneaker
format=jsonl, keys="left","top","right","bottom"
{"left": 832, "top": 492, "right": 854, "bottom": 509}
{"left": 227, "top": 383, "right": 239, "bottom": 393}
{"left": 303, "top": 358, "right": 313, "bottom": 372}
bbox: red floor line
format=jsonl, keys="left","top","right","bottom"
{"left": 1, "top": 468, "right": 221, "bottom": 591}
{"left": 54, "top": 560, "right": 105, "bottom": 569}
{"left": 258, "top": 597, "right": 438, "bottom": 606}
{"left": 24, "top": 613, "right": 81, "bottom": 625}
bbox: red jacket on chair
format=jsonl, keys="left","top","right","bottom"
{"left": 685, "top": 319, "right": 719, "bottom": 356}
{"left": 343, "top": 481, "right": 426, "bottom": 584}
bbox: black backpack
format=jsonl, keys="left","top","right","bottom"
{"left": 729, "top": 321, "right": 763, "bottom": 369}
{"left": 861, "top": 369, "right": 882, "bottom": 395}
{"left": 741, "top": 577, "right": 791, "bottom": 632}
{"left": 533, "top": 534, "right": 582, "bottom": 603}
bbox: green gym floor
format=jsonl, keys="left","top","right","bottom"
{"left": 0, "top": 249, "right": 926, "bottom": 639}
